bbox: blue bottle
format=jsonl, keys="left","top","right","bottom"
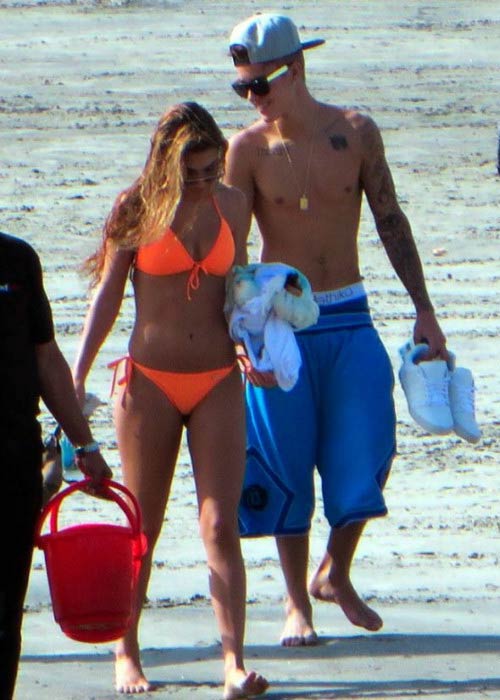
{"left": 60, "top": 434, "right": 76, "bottom": 470}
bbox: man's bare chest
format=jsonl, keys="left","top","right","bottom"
{"left": 254, "top": 136, "right": 361, "bottom": 210}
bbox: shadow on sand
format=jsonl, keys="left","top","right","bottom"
{"left": 21, "top": 632, "right": 500, "bottom": 698}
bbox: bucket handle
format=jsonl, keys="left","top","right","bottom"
{"left": 36, "top": 478, "right": 143, "bottom": 546}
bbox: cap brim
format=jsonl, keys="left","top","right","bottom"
{"left": 301, "top": 39, "right": 325, "bottom": 51}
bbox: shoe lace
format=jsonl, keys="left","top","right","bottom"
{"left": 452, "top": 381, "right": 475, "bottom": 412}
{"left": 424, "top": 378, "right": 450, "bottom": 407}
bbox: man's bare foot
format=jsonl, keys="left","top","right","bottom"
{"left": 223, "top": 669, "right": 269, "bottom": 699}
{"left": 309, "top": 571, "right": 382, "bottom": 632}
{"left": 280, "top": 601, "right": 318, "bottom": 647}
{"left": 115, "top": 653, "right": 151, "bottom": 694}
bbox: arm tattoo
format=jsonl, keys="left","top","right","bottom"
{"left": 377, "top": 209, "right": 433, "bottom": 312}
{"left": 362, "top": 120, "right": 434, "bottom": 312}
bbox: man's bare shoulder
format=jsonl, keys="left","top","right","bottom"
{"left": 316, "top": 104, "right": 376, "bottom": 153}
{"left": 228, "top": 120, "right": 270, "bottom": 152}
{"left": 345, "top": 109, "right": 382, "bottom": 143}
{"left": 322, "top": 104, "right": 377, "bottom": 132}
{"left": 322, "top": 106, "right": 383, "bottom": 158}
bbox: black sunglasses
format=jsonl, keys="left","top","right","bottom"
{"left": 231, "top": 64, "right": 289, "bottom": 99}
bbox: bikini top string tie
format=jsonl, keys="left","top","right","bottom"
{"left": 187, "top": 262, "right": 208, "bottom": 300}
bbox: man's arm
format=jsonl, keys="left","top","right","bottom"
{"left": 36, "top": 340, "right": 112, "bottom": 484}
{"left": 225, "top": 131, "right": 277, "bottom": 386}
{"left": 359, "top": 116, "right": 447, "bottom": 358}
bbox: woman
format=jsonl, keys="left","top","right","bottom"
{"left": 73, "top": 102, "right": 268, "bottom": 699}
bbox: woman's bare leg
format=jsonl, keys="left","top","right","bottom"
{"left": 113, "top": 371, "right": 183, "bottom": 693}
{"left": 188, "top": 369, "right": 268, "bottom": 699}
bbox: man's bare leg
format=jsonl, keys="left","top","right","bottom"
{"left": 276, "top": 534, "right": 318, "bottom": 646}
{"left": 309, "top": 521, "right": 382, "bottom": 631}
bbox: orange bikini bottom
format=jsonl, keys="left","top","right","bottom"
{"left": 108, "top": 356, "right": 235, "bottom": 416}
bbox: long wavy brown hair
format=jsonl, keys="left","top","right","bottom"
{"left": 85, "top": 102, "right": 227, "bottom": 285}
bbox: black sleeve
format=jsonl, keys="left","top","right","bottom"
{"left": 26, "top": 242, "right": 55, "bottom": 345}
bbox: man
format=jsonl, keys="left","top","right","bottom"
{"left": 0, "top": 231, "right": 112, "bottom": 699}
{"left": 225, "top": 13, "right": 448, "bottom": 646}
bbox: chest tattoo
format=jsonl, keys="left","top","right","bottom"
{"left": 257, "top": 147, "right": 283, "bottom": 157}
{"left": 330, "top": 135, "right": 348, "bottom": 150}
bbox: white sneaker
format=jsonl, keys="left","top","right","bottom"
{"left": 449, "top": 367, "right": 481, "bottom": 443}
{"left": 399, "top": 342, "right": 454, "bottom": 434}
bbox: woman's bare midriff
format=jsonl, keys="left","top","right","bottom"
{"left": 129, "top": 271, "right": 236, "bottom": 371}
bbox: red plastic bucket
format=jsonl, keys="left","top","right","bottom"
{"left": 36, "top": 478, "right": 147, "bottom": 643}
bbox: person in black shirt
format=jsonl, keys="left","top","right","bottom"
{"left": 0, "top": 231, "right": 112, "bottom": 700}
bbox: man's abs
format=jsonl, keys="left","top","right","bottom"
{"left": 256, "top": 212, "right": 362, "bottom": 292}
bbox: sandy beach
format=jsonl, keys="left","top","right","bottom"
{"left": 1, "top": 0, "right": 499, "bottom": 698}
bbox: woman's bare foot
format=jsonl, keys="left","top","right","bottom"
{"left": 115, "top": 646, "right": 151, "bottom": 694}
{"left": 223, "top": 669, "right": 269, "bottom": 700}
{"left": 280, "top": 601, "right": 318, "bottom": 647}
{"left": 309, "top": 570, "right": 382, "bottom": 632}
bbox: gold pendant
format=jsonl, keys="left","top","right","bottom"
{"left": 300, "top": 195, "right": 309, "bottom": 211}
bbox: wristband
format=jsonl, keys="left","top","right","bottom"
{"left": 75, "top": 440, "right": 100, "bottom": 458}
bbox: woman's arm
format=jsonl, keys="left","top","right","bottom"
{"left": 223, "top": 184, "right": 250, "bottom": 267}
{"left": 73, "top": 245, "right": 134, "bottom": 401}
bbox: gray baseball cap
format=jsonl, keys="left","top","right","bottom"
{"left": 229, "top": 13, "right": 325, "bottom": 65}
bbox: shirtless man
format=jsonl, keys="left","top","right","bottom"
{"left": 225, "top": 13, "right": 448, "bottom": 646}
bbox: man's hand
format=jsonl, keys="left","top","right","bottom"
{"left": 236, "top": 351, "right": 278, "bottom": 388}
{"left": 414, "top": 309, "right": 448, "bottom": 361}
{"left": 76, "top": 450, "right": 113, "bottom": 488}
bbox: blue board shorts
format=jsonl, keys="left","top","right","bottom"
{"left": 239, "top": 291, "right": 396, "bottom": 537}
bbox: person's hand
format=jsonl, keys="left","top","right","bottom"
{"left": 236, "top": 349, "right": 277, "bottom": 388}
{"left": 246, "top": 367, "right": 278, "bottom": 388}
{"left": 413, "top": 310, "right": 448, "bottom": 361}
{"left": 76, "top": 450, "right": 113, "bottom": 491}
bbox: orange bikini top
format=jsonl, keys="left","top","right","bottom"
{"left": 135, "top": 198, "right": 235, "bottom": 298}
